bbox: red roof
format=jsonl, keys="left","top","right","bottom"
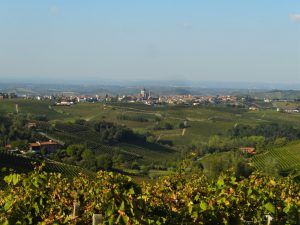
{"left": 30, "top": 143, "right": 40, "bottom": 147}
{"left": 30, "top": 141, "right": 58, "bottom": 147}
{"left": 240, "top": 147, "right": 256, "bottom": 155}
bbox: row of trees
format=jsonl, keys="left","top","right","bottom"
{"left": 229, "top": 123, "right": 300, "bottom": 140}
{"left": 94, "top": 121, "right": 139, "bottom": 144}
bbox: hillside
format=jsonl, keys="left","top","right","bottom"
{"left": 0, "top": 152, "right": 92, "bottom": 188}
{"left": 2, "top": 99, "right": 300, "bottom": 178}
{"left": 252, "top": 141, "right": 300, "bottom": 177}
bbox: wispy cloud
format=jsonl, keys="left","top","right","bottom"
{"left": 289, "top": 13, "right": 300, "bottom": 23}
{"left": 50, "top": 6, "right": 61, "bottom": 16}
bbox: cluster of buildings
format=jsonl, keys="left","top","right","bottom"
{"left": 4, "top": 89, "right": 300, "bottom": 112}
{"left": 111, "top": 89, "right": 238, "bottom": 106}
{"left": 0, "top": 89, "right": 239, "bottom": 106}
{"left": 157, "top": 95, "right": 237, "bottom": 106}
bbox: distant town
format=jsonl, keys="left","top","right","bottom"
{"left": 1, "top": 88, "right": 300, "bottom": 113}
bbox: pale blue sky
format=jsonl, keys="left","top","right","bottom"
{"left": 0, "top": 1, "right": 299, "bottom": 84}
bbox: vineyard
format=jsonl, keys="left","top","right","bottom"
{"left": 48, "top": 122, "right": 176, "bottom": 164}
{"left": 0, "top": 166, "right": 299, "bottom": 224}
{"left": 251, "top": 142, "right": 300, "bottom": 175}
{"left": 0, "top": 152, "right": 92, "bottom": 188}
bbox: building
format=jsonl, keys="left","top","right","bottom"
{"left": 240, "top": 147, "right": 256, "bottom": 155}
{"left": 140, "top": 88, "right": 146, "bottom": 99}
{"left": 30, "top": 140, "right": 60, "bottom": 152}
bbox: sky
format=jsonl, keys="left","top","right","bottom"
{"left": 0, "top": 1, "right": 299, "bottom": 85}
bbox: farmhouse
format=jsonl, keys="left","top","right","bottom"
{"left": 240, "top": 147, "right": 256, "bottom": 155}
{"left": 30, "top": 140, "right": 60, "bottom": 152}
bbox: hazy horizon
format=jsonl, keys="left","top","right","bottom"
{"left": 0, "top": 1, "right": 299, "bottom": 84}
{"left": 1, "top": 78, "right": 300, "bottom": 91}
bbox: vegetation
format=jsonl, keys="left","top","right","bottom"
{"left": 1, "top": 99, "right": 300, "bottom": 179}
{"left": 0, "top": 166, "right": 299, "bottom": 224}
{"left": 252, "top": 141, "right": 300, "bottom": 178}
{"left": 0, "top": 115, "right": 32, "bottom": 147}
{"left": 0, "top": 152, "right": 91, "bottom": 189}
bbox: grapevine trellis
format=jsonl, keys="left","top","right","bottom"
{"left": 252, "top": 145, "right": 300, "bottom": 172}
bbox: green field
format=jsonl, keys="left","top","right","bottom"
{"left": 2, "top": 99, "right": 300, "bottom": 178}
{"left": 3, "top": 99, "right": 300, "bottom": 147}
{"left": 0, "top": 99, "right": 65, "bottom": 120}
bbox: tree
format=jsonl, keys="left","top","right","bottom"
{"left": 178, "top": 122, "right": 185, "bottom": 129}
{"left": 82, "top": 149, "right": 93, "bottom": 161}
{"left": 164, "top": 123, "right": 173, "bottom": 130}
{"left": 11, "top": 140, "right": 29, "bottom": 151}
{"left": 96, "top": 154, "right": 113, "bottom": 170}
{"left": 66, "top": 144, "right": 86, "bottom": 160}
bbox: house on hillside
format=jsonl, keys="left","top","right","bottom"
{"left": 240, "top": 147, "right": 256, "bottom": 155}
{"left": 30, "top": 140, "right": 60, "bottom": 152}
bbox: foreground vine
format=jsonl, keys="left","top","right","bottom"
{"left": 0, "top": 165, "right": 299, "bottom": 224}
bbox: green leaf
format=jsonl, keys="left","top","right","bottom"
{"left": 4, "top": 201, "right": 13, "bottom": 211}
{"left": 128, "top": 187, "right": 135, "bottom": 195}
{"left": 217, "top": 178, "right": 224, "bottom": 188}
{"left": 119, "top": 201, "right": 125, "bottom": 211}
{"left": 192, "top": 211, "right": 198, "bottom": 219}
{"left": 264, "top": 202, "right": 275, "bottom": 214}
{"left": 33, "top": 202, "right": 40, "bottom": 214}
{"left": 283, "top": 205, "right": 290, "bottom": 213}
{"left": 247, "top": 188, "right": 252, "bottom": 195}
{"left": 200, "top": 201, "right": 207, "bottom": 211}
{"left": 4, "top": 174, "right": 12, "bottom": 185}
{"left": 122, "top": 215, "right": 129, "bottom": 224}
{"left": 188, "top": 206, "right": 193, "bottom": 214}
{"left": 12, "top": 174, "right": 20, "bottom": 185}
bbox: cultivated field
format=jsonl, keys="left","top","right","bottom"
{"left": 252, "top": 141, "right": 300, "bottom": 175}
{"left": 2, "top": 99, "right": 300, "bottom": 178}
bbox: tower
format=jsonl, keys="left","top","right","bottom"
{"left": 141, "top": 88, "right": 146, "bottom": 99}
